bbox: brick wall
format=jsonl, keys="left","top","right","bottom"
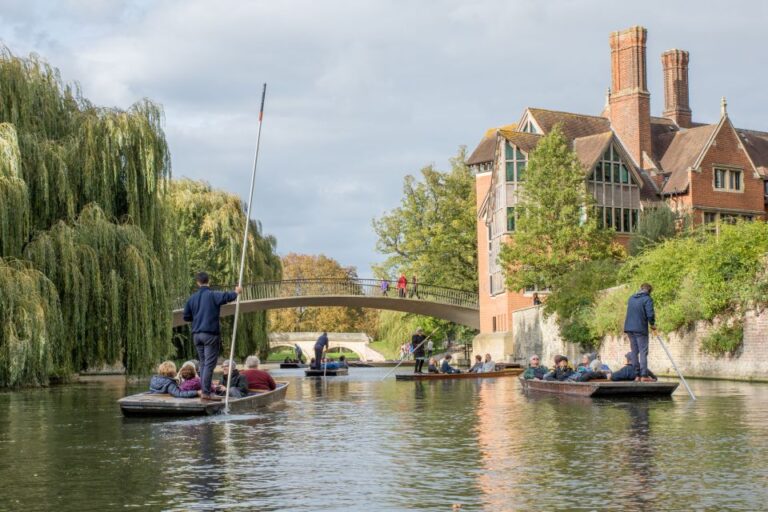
{"left": 507, "top": 306, "right": 768, "bottom": 381}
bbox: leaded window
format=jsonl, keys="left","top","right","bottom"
{"left": 505, "top": 142, "right": 527, "bottom": 183}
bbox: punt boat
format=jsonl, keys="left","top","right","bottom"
{"left": 279, "top": 362, "right": 307, "bottom": 369}
{"left": 395, "top": 368, "right": 523, "bottom": 381}
{"left": 518, "top": 376, "right": 678, "bottom": 397}
{"left": 304, "top": 368, "right": 349, "bottom": 377}
{"left": 118, "top": 382, "right": 289, "bottom": 417}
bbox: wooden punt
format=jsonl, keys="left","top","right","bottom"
{"left": 304, "top": 368, "right": 349, "bottom": 377}
{"left": 348, "top": 362, "right": 374, "bottom": 368}
{"left": 395, "top": 368, "right": 523, "bottom": 381}
{"left": 279, "top": 362, "right": 307, "bottom": 369}
{"left": 518, "top": 376, "right": 678, "bottom": 397}
{"left": 119, "top": 382, "right": 289, "bottom": 417}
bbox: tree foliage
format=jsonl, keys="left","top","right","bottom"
{"left": 629, "top": 203, "right": 683, "bottom": 256}
{"left": 499, "top": 126, "right": 614, "bottom": 291}
{"left": 268, "top": 253, "right": 375, "bottom": 335}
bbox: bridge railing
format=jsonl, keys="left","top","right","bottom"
{"left": 173, "top": 278, "right": 478, "bottom": 311}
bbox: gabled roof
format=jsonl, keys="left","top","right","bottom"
{"left": 658, "top": 123, "right": 719, "bottom": 194}
{"left": 467, "top": 135, "right": 496, "bottom": 165}
{"left": 573, "top": 131, "right": 612, "bottom": 170}
{"left": 525, "top": 108, "right": 611, "bottom": 141}
{"left": 737, "top": 128, "right": 768, "bottom": 177}
{"left": 498, "top": 130, "right": 542, "bottom": 153}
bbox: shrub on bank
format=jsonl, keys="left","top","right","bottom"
{"left": 701, "top": 321, "right": 744, "bottom": 356}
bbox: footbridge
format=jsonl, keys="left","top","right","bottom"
{"left": 268, "top": 332, "right": 386, "bottom": 362}
{"left": 172, "top": 278, "right": 479, "bottom": 329}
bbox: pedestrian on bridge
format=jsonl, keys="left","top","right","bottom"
{"left": 409, "top": 274, "right": 420, "bottom": 299}
{"left": 397, "top": 273, "right": 407, "bottom": 298}
{"left": 314, "top": 332, "right": 329, "bottom": 369}
{"left": 182, "top": 272, "right": 242, "bottom": 401}
{"left": 380, "top": 278, "right": 390, "bottom": 296}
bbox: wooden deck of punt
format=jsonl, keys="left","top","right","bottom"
{"left": 118, "top": 382, "right": 289, "bottom": 417}
{"left": 304, "top": 368, "right": 349, "bottom": 377}
{"left": 279, "top": 362, "right": 307, "bottom": 369}
{"left": 518, "top": 377, "right": 679, "bottom": 397}
{"left": 395, "top": 368, "right": 523, "bottom": 381}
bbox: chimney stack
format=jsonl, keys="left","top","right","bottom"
{"left": 608, "top": 26, "right": 652, "bottom": 166}
{"left": 662, "top": 49, "right": 692, "bottom": 128}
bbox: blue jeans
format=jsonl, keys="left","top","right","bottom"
{"left": 627, "top": 332, "right": 649, "bottom": 377}
{"left": 194, "top": 332, "right": 221, "bottom": 395}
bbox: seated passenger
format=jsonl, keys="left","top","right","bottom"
{"left": 522, "top": 355, "right": 548, "bottom": 380}
{"left": 468, "top": 355, "right": 484, "bottom": 373}
{"left": 568, "top": 354, "right": 594, "bottom": 381}
{"left": 322, "top": 361, "right": 341, "bottom": 370}
{"left": 576, "top": 358, "right": 611, "bottom": 382}
{"left": 440, "top": 354, "right": 461, "bottom": 374}
{"left": 427, "top": 357, "right": 439, "bottom": 373}
{"left": 149, "top": 361, "right": 200, "bottom": 398}
{"left": 214, "top": 360, "right": 249, "bottom": 398}
{"left": 610, "top": 353, "right": 638, "bottom": 381}
{"left": 240, "top": 355, "right": 277, "bottom": 391}
{"left": 543, "top": 355, "right": 574, "bottom": 381}
{"left": 337, "top": 355, "right": 349, "bottom": 369}
{"left": 178, "top": 361, "right": 202, "bottom": 392}
{"left": 309, "top": 358, "right": 316, "bottom": 368}
{"left": 283, "top": 357, "right": 292, "bottom": 364}
{"left": 481, "top": 353, "right": 495, "bottom": 372}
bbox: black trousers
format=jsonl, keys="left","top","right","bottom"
{"left": 314, "top": 347, "right": 324, "bottom": 369}
{"left": 414, "top": 357, "right": 425, "bottom": 373}
{"left": 194, "top": 332, "right": 221, "bottom": 395}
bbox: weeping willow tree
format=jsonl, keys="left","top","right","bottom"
{"left": 24, "top": 205, "right": 172, "bottom": 373}
{"left": 0, "top": 258, "right": 65, "bottom": 387}
{"left": 167, "top": 179, "right": 282, "bottom": 359}
{"left": 0, "top": 123, "right": 29, "bottom": 257}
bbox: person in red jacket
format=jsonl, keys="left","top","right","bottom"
{"left": 240, "top": 355, "right": 276, "bottom": 391}
{"left": 397, "top": 273, "right": 407, "bottom": 298}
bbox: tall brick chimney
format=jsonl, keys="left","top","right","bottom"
{"left": 608, "top": 26, "right": 651, "bottom": 166}
{"left": 661, "top": 49, "right": 692, "bottom": 128}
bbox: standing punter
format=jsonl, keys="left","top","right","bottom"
{"left": 314, "top": 332, "right": 329, "bottom": 369}
{"left": 183, "top": 272, "right": 242, "bottom": 400}
{"left": 623, "top": 283, "right": 657, "bottom": 382}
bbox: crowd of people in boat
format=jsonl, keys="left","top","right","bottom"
{"left": 522, "top": 352, "right": 658, "bottom": 382}
{"left": 309, "top": 355, "right": 350, "bottom": 370}
{"left": 149, "top": 355, "right": 277, "bottom": 400}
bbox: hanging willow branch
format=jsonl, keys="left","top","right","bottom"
{"left": 0, "top": 123, "right": 30, "bottom": 257}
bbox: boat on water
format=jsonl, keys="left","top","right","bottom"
{"left": 395, "top": 368, "right": 522, "bottom": 381}
{"left": 347, "top": 362, "right": 374, "bottom": 368}
{"left": 279, "top": 362, "right": 307, "bottom": 369}
{"left": 118, "top": 382, "right": 289, "bottom": 417}
{"left": 304, "top": 368, "right": 348, "bottom": 377}
{"left": 518, "top": 376, "right": 678, "bottom": 397}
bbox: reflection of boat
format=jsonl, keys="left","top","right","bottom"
{"left": 118, "top": 382, "right": 289, "bottom": 417}
{"left": 279, "top": 362, "right": 307, "bottom": 369}
{"left": 518, "top": 377, "right": 678, "bottom": 397}
{"left": 396, "top": 369, "right": 522, "bottom": 381}
{"left": 304, "top": 368, "right": 348, "bottom": 377}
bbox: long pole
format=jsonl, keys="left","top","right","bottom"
{"left": 224, "top": 83, "right": 267, "bottom": 413}
{"left": 380, "top": 328, "right": 438, "bottom": 381}
{"left": 655, "top": 333, "right": 696, "bottom": 401}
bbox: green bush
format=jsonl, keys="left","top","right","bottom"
{"left": 701, "top": 321, "right": 744, "bottom": 356}
{"left": 629, "top": 204, "right": 680, "bottom": 255}
{"left": 588, "top": 285, "right": 632, "bottom": 338}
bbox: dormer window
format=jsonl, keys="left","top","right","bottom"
{"left": 505, "top": 143, "right": 527, "bottom": 182}
{"left": 521, "top": 119, "right": 539, "bottom": 134}
{"left": 590, "top": 144, "right": 634, "bottom": 185}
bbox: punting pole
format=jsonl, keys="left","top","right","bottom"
{"left": 656, "top": 333, "right": 696, "bottom": 401}
{"left": 225, "top": 83, "right": 268, "bottom": 414}
{"left": 380, "top": 328, "right": 438, "bottom": 381}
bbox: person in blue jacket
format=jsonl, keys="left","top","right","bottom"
{"left": 440, "top": 354, "right": 462, "bottom": 374}
{"left": 314, "top": 332, "right": 329, "bottom": 369}
{"left": 183, "top": 272, "right": 241, "bottom": 401}
{"left": 624, "top": 283, "right": 657, "bottom": 382}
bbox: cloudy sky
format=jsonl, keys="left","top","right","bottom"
{"left": 1, "top": 0, "right": 765, "bottom": 275}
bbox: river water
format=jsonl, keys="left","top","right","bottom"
{"left": 1, "top": 368, "right": 767, "bottom": 511}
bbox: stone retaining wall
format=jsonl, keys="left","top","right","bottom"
{"left": 475, "top": 305, "right": 768, "bottom": 381}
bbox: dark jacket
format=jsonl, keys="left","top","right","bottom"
{"left": 523, "top": 365, "right": 548, "bottom": 380}
{"left": 440, "top": 360, "right": 461, "bottom": 374}
{"left": 543, "top": 366, "right": 574, "bottom": 381}
{"left": 183, "top": 287, "right": 238, "bottom": 335}
{"left": 219, "top": 369, "right": 249, "bottom": 396}
{"left": 411, "top": 334, "right": 426, "bottom": 357}
{"left": 624, "top": 291, "right": 656, "bottom": 334}
{"left": 149, "top": 375, "right": 199, "bottom": 398}
{"left": 610, "top": 364, "right": 637, "bottom": 381}
{"left": 315, "top": 333, "right": 329, "bottom": 350}
{"left": 428, "top": 363, "right": 439, "bottom": 373}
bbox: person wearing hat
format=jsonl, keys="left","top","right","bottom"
{"left": 522, "top": 354, "right": 548, "bottom": 380}
{"left": 411, "top": 328, "right": 427, "bottom": 374}
{"left": 543, "top": 355, "right": 574, "bottom": 381}
{"left": 215, "top": 360, "right": 250, "bottom": 398}
{"left": 624, "top": 283, "right": 657, "bottom": 382}
{"left": 182, "top": 271, "right": 242, "bottom": 401}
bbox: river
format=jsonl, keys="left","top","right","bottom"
{"left": 1, "top": 369, "right": 767, "bottom": 511}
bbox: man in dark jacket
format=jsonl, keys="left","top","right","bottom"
{"left": 215, "top": 360, "right": 250, "bottom": 398}
{"left": 411, "top": 328, "right": 426, "bottom": 373}
{"left": 624, "top": 283, "right": 657, "bottom": 382}
{"left": 183, "top": 272, "right": 241, "bottom": 400}
{"left": 314, "top": 332, "right": 329, "bottom": 369}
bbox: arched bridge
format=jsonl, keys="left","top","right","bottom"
{"left": 172, "top": 278, "right": 479, "bottom": 329}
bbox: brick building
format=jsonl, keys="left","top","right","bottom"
{"left": 469, "top": 26, "right": 768, "bottom": 355}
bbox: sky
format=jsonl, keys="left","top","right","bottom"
{"left": 1, "top": 0, "right": 766, "bottom": 275}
